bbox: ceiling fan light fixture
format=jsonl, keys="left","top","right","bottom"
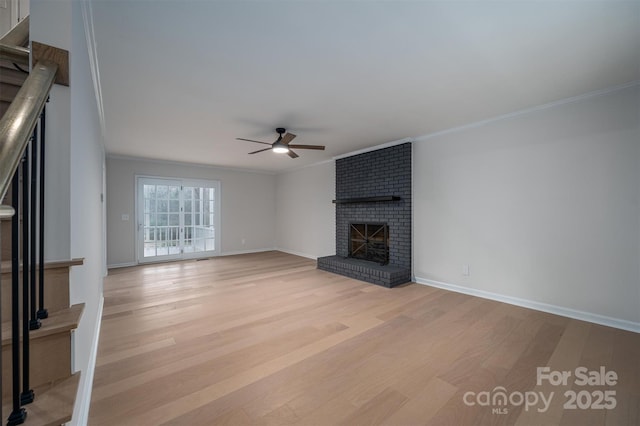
{"left": 272, "top": 142, "right": 289, "bottom": 153}
{"left": 238, "top": 128, "right": 324, "bottom": 158}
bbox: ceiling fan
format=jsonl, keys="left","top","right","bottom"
{"left": 236, "top": 128, "right": 325, "bottom": 159}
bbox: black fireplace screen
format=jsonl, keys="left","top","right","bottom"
{"left": 349, "top": 223, "right": 389, "bottom": 264}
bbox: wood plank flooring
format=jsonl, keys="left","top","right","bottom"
{"left": 89, "top": 251, "right": 640, "bottom": 425}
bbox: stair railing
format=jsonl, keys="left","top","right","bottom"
{"left": 0, "top": 16, "right": 59, "bottom": 425}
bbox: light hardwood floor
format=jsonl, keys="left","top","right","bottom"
{"left": 89, "top": 251, "right": 640, "bottom": 425}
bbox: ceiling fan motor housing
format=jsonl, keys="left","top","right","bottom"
{"left": 275, "top": 128, "right": 287, "bottom": 140}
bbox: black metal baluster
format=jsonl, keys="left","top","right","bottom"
{"left": 29, "top": 128, "right": 40, "bottom": 331}
{"left": 20, "top": 143, "right": 35, "bottom": 406}
{"left": 37, "top": 105, "right": 47, "bottom": 320}
{"left": 0, "top": 212, "right": 3, "bottom": 423}
{"left": 8, "top": 168, "right": 26, "bottom": 425}
{"left": 0, "top": 205, "right": 16, "bottom": 423}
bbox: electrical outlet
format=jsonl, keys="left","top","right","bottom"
{"left": 241, "top": 238, "right": 246, "bottom": 245}
{"left": 462, "top": 265, "right": 470, "bottom": 276}
{"left": 121, "top": 214, "right": 129, "bottom": 221}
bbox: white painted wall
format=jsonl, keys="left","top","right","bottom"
{"left": 414, "top": 85, "right": 640, "bottom": 326}
{"left": 275, "top": 161, "right": 335, "bottom": 259}
{"left": 68, "top": 1, "right": 106, "bottom": 423}
{"left": 14, "top": 0, "right": 30, "bottom": 25}
{"left": 31, "top": 0, "right": 71, "bottom": 261}
{"left": 30, "top": 0, "right": 67, "bottom": 47}
{"left": 106, "top": 157, "right": 277, "bottom": 266}
{"left": 0, "top": 1, "right": 14, "bottom": 36}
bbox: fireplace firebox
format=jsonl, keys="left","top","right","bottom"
{"left": 349, "top": 223, "right": 389, "bottom": 265}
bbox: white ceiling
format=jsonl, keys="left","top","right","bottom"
{"left": 91, "top": 1, "right": 640, "bottom": 173}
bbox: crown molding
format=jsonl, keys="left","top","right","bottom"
{"left": 81, "top": 0, "right": 106, "bottom": 144}
{"left": 413, "top": 80, "right": 640, "bottom": 143}
{"left": 332, "top": 137, "right": 413, "bottom": 161}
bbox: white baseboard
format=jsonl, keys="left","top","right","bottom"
{"left": 108, "top": 250, "right": 283, "bottom": 267}
{"left": 275, "top": 248, "right": 318, "bottom": 260}
{"left": 414, "top": 277, "right": 640, "bottom": 334}
{"left": 219, "top": 247, "right": 277, "bottom": 257}
{"left": 107, "top": 262, "right": 136, "bottom": 269}
{"left": 71, "top": 295, "right": 104, "bottom": 426}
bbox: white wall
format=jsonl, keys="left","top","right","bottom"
{"left": 275, "top": 161, "right": 335, "bottom": 259}
{"left": 414, "top": 84, "right": 640, "bottom": 327}
{"left": 0, "top": 0, "right": 15, "bottom": 36}
{"left": 31, "top": 0, "right": 71, "bottom": 261}
{"left": 68, "top": 1, "right": 106, "bottom": 424}
{"left": 106, "top": 157, "right": 277, "bottom": 266}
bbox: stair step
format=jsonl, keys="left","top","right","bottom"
{"left": 0, "top": 100, "right": 10, "bottom": 119}
{"left": 31, "top": 303, "right": 84, "bottom": 341}
{"left": 0, "top": 82, "right": 21, "bottom": 103}
{"left": 1, "top": 303, "right": 85, "bottom": 346}
{"left": 1, "top": 218, "right": 9, "bottom": 261}
{"left": 2, "top": 372, "right": 80, "bottom": 426}
{"left": 0, "top": 258, "right": 84, "bottom": 275}
{"left": 2, "top": 304, "right": 84, "bottom": 398}
{"left": 0, "top": 65, "right": 29, "bottom": 86}
{"left": 1, "top": 259, "right": 84, "bottom": 323}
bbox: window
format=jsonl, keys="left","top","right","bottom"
{"left": 136, "top": 177, "right": 220, "bottom": 262}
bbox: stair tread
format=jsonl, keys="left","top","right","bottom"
{"left": 0, "top": 67, "right": 28, "bottom": 86}
{"left": 2, "top": 372, "right": 80, "bottom": 426}
{"left": 0, "top": 258, "right": 84, "bottom": 274}
{"left": 1, "top": 303, "right": 84, "bottom": 346}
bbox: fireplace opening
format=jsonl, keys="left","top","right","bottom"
{"left": 349, "top": 223, "right": 389, "bottom": 265}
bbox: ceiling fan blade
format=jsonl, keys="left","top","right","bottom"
{"left": 287, "top": 144, "right": 325, "bottom": 150}
{"left": 248, "top": 148, "right": 272, "bottom": 154}
{"left": 236, "top": 138, "right": 272, "bottom": 145}
{"left": 281, "top": 132, "right": 297, "bottom": 145}
{"left": 287, "top": 150, "right": 299, "bottom": 159}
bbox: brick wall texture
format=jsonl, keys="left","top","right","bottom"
{"left": 335, "top": 142, "right": 412, "bottom": 270}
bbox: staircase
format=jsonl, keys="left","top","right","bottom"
{"left": 1, "top": 17, "right": 83, "bottom": 426}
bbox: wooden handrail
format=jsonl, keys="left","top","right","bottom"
{"left": 0, "top": 60, "right": 58, "bottom": 202}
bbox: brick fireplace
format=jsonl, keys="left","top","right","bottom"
{"left": 317, "top": 142, "right": 412, "bottom": 287}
